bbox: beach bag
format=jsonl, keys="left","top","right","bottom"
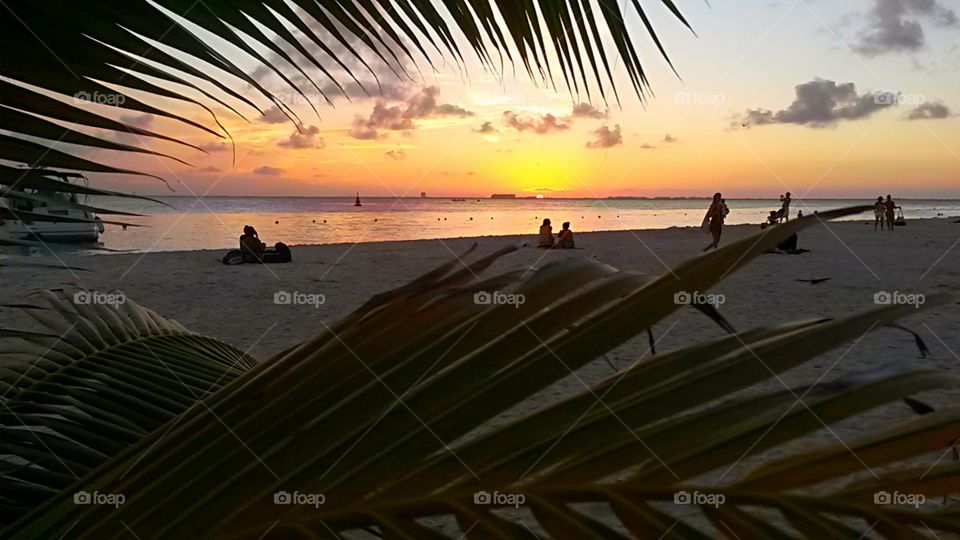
{"left": 222, "top": 249, "right": 244, "bottom": 265}
{"left": 262, "top": 242, "right": 292, "bottom": 264}
{"left": 895, "top": 208, "right": 906, "bottom": 227}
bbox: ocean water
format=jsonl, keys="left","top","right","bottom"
{"left": 9, "top": 197, "right": 960, "bottom": 254}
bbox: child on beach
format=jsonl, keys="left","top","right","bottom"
{"left": 557, "top": 222, "right": 575, "bottom": 248}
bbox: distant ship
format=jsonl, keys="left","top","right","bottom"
{"left": 491, "top": 193, "right": 516, "bottom": 199}
{"left": 354, "top": 193, "right": 362, "bottom": 207}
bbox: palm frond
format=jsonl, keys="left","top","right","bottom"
{"left": 8, "top": 208, "right": 959, "bottom": 538}
{"left": 0, "top": 0, "right": 691, "bottom": 176}
{"left": 0, "top": 289, "right": 256, "bottom": 525}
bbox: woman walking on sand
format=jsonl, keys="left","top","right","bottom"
{"left": 702, "top": 193, "right": 725, "bottom": 252}
{"left": 874, "top": 196, "right": 885, "bottom": 231}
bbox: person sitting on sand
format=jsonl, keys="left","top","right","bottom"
{"left": 240, "top": 225, "right": 266, "bottom": 263}
{"left": 538, "top": 218, "right": 554, "bottom": 248}
{"left": 702, "top": 193, "right": 724, "bottom": 252}
{"left": 557, "top": 222, "right": 575, "bottom": 249}
{"left": 884, "top": 195, "right": 900, "bottom": 231}
{"left": 873, "top": 196, "right": 885, "bottom": 231}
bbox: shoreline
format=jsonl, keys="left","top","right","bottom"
{"left": 9, "top": 216, "right": 958, "bottom": 258}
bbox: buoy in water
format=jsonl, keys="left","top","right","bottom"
{"left": 354, "top": 192, "right": 362, "bottom": 207}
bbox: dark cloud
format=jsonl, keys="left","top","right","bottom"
{"left": 259, "top": 106, "right": 289, "bottom": 124}
{"left": 906, "top": 101, "right": 951, "bottom": 119}
{"left": 586, "top": 124, "right": 623, "bottom": 149}
{"left": 279, "top": 125, "right": 324, "bottom": 149}
{"left": 854, "top": 0, "right": 958, "bottom": 56}
{"left": 641, "top": 143, "right": 657, "bottom": 150}
{"left": 474, "top": 121, "right": 499, "bottom": 134}
{"left": 503, "top": 111, "right": 571, "bottom": 134}
{"left": 348, "top": 86, "right": 473, "bottom": 140}
{"left": 738, "top": 78, "right": 896, "bottom": 128}
{"left": 385, "top": 149, "right": 406, "bottom": 160}
{"left": 253, "top": 165, "right": 284, "bottom": 176}
{"left": 572, "top": 103, "right": 607, "bottom": 119}
{"left": 663, "top": 133, "right": 679, "bottom": 143}
{"left": 199, "top": 141, "right": 229, "bottom": 152}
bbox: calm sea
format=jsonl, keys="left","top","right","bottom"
{"left": 14, "top": 197, "right": 960, "bottom": 254}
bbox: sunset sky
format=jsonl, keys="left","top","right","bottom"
{"left": 68, "top": 0, "right": 960, "bottom": 198}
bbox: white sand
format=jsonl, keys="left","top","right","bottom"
{"left": 3, "top": 218, "right": 959, "bottom": 483}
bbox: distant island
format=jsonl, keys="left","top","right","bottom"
{"left": 490, "top": 193, "right": 516, "bottom": 199}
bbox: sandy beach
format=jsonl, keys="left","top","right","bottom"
{"left": 4, "top": 216, "right": 959, "bottom": 533}
{"left": 6, "top": 216, "right": 958, "bottom": 401}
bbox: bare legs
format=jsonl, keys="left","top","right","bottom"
{"left": 703, "top": 227, "right": 722, "bottom": 251}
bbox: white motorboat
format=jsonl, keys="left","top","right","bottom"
{"left": 1, "top": 172, "right": 104, "bottom": 243}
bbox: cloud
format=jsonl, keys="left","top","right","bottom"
{"left": 503, "top": 111, "right": 571, "bottom": 134}
{"left": 253, "top": 165, "right": 284, "bottom": 176}
{"left": 586, "top": 124, "right": 623, "bottom": 149}
{"left": 663, "top": 133, "right": 679, "bottom": 143}
{"left": 348, "top": 86, "right": 473, "bottom": 139}
{"left": 279, "top": 125, "right": 324, "bottom": 149}
{"left": 641, "top": 143, "right": 657, "bottom": 150}
{"left": 385, "top": 149, "right": 406, "bottom": 160}
{"left": 572, "top": 103, "right": 607, "bottom": 119}
{"left": 199, "top": 141, "right": 229, "bottom": 152}
{"left": 474, "top": 121, "right": 499, "bottom": 134}
{"left": 905, "top": 101, "right": 951, "bottom": 119}
{"left": 854, "top": 0, "right": 958, "bottom": 56}
{"left": 738, "top": 78, "right": 896, "bottom": 128}
{"left": 119, "top": 114, "right": 152, "bottom": 128}
{"left": 197, "top": 166, "right": 221, "bottom": 173}
{"left": 321, "top": 80, "right": 409, "bottom": 101}
{"left": 258, "top": 105, "right": 289, "bottom": 124}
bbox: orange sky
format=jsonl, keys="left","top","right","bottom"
{"left": 15, "top": 1, "right": 959, "bottom": 198}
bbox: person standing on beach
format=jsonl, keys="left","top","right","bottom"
{"left": 884, "top": 195, "right": 899, "bottom": 231}
{"left": 781, "top": 192, "right": 792, "bottom": 222}
{"left": 703, "top": 193, "right": 724, "bottom": 252}
{"left": 874, "top": 196, "right": 885, "bottom": 231}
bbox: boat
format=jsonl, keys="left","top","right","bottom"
{"left": 1, "top": 171, "right": 104, "bottom": 243}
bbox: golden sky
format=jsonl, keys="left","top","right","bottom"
{"left": 41, "top": 1, "right": 960, "bottom": 198}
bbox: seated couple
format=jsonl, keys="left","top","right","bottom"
{"left": 538, "top": 219, "right": 575, "bottom": 249}
{"left": 237, "top": 225, "right": 291, "bottom": 264}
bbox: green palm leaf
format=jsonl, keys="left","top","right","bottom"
{"left": 0, "top": 290, "right": 256, "bottom": 525}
